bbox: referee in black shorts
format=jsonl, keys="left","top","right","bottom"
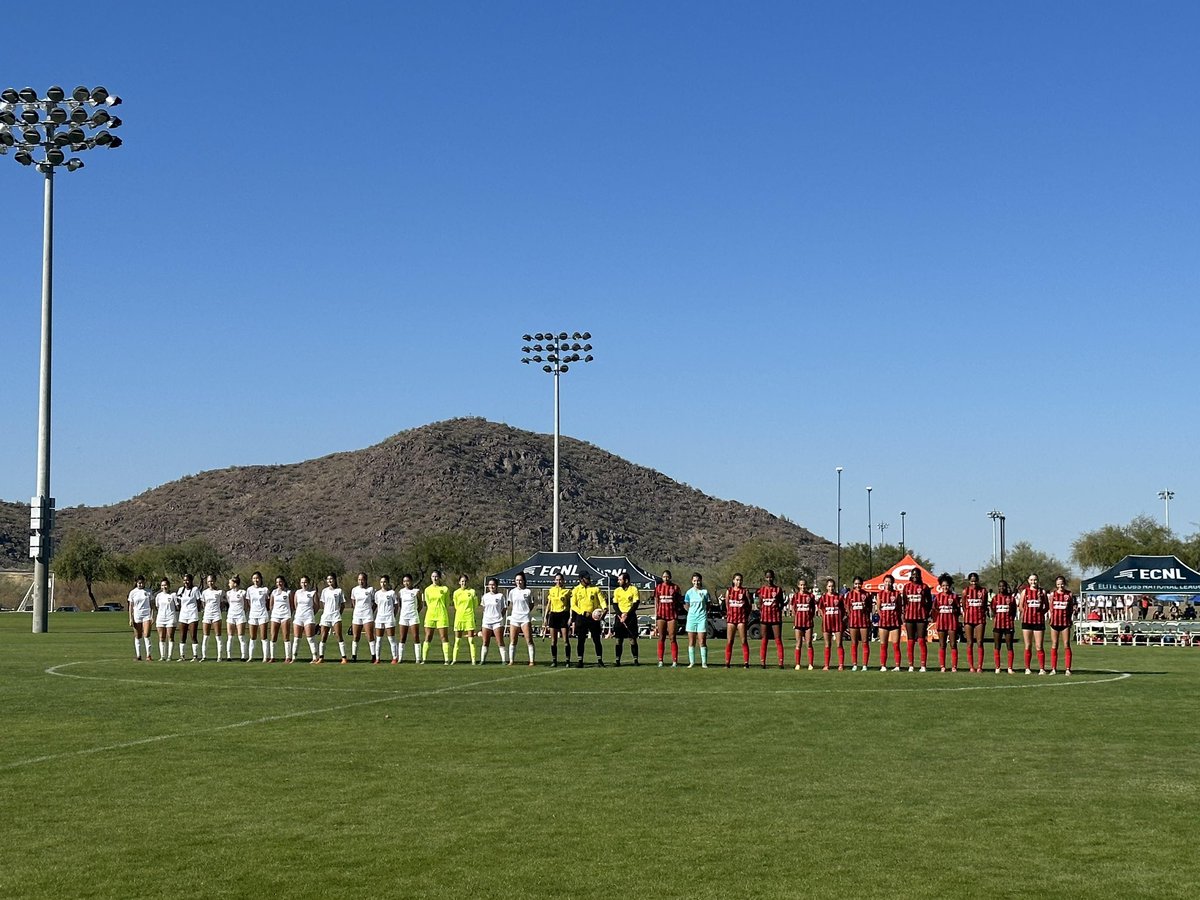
{"left": 570, "top": 573, "right": 607, "bottom": 668}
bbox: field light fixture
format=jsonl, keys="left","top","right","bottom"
{"left": 1, "top": 84, "right": 124, "bottom": 635}
{"left": 520, "top": 330, "right": 597, "bottom": 552}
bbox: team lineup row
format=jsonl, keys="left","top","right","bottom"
{"left": 125, "top": 567, "right": 1082, "bottom": 675}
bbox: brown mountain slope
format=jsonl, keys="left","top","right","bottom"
{"left": 1, "top": 418, "right": 832, "bottom": 571}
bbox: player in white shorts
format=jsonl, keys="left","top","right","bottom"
{"left": 372, "top": 575, "right": 399, "bottom": 664}
{"left": 225, "top": 575, "right": 249, "bottom": 661}
{"left": 290, "top": 576, "right": 319, "bottom": 662}
{"left": 348, "top": 572, "right": 376, "bottom": 663}
{"left": 128, "top": 575, "right": 154, "bottom": 661}
{"left": 395, "top": 574, "right": 423, "bottom": 663}
{"left": 317, "top": 573, "right": 347, "bottom": 664}
{"left": 200, "top": 574, "right": 225, "bottom": 661}
{"left": 479, "top": 577, "right": 508, "bottom": 664}
{"left": 245, "top": 571, "right": 271, "bottom": 662}
{"left": 507, "top": 572, "right": 536, "bottom": 666}
{"left": 176, "top": 573, "right": 203, "bottom": 662}
{"left": 154, "top": 578, "right": 179, "bottom": 661}
{"left": 268, "top": 575, "right": 295, "bottom": 662}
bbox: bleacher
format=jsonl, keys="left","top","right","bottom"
{"left": 1075, "top": 619, "right": 1196, "bottom": 647}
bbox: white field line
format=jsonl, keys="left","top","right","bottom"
{"left": 2, "top": 665, "right": 555, "bottom": 772}
{"left": 45, "top": 660, "right": 403, "bottom": 694}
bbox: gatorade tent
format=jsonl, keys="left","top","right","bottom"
{"left": 863, "top": 555, "right": 938, "bottom": 592}
{"left": 586, "top": 556, "right": 656, "bottom": 590}
{"left": 488, "top": 552, "right": 610, "bottom": 589}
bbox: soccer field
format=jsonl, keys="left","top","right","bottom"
{"left": 2, "top": 617, "right": 1196, "bottom": 900}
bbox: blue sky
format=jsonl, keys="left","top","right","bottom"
{"left": 2, "top": 1, "right": 1197, "bottom": 573}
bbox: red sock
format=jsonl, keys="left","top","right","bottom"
{"left": 742, "top": 643, "right": 750, "bottom": 664}
{"left": 919, "top": 640, "right": 928, "bottom": 667}
{"left": 807, "top": 646, "right": 814, "bottom": 667}
{"left": 776, "top": 639, "right": 784, "bottom": 665}
{"left": 824, "top": 646, "right": 830, "bottom": 668}
{"left": 994, "top": 648, "right": 1001, "bottom": 669}
{"left": 966, "top": 645, "right": 974, "bottom": 670}
{"left": 1024, "top": 648, "right": 1031, "bottom": 669}
{"left": 951, "top": 648, "right": 958, "bottom": 669}
{"left": 725, "top": 644, "right": 732, "bottom": 665}
{"left": 894, "top": 644, "right": 901, "bottom": 667}
{"left": 1065, "top": 648, "right": 1072, "bottom": 669}
{"left": 938, "top": 645, "right": 946, "bottom": 668}
{"left": 1037, "top": 649, "right": 1045, "bottom": 670}
{"left": 850, "top": 644, "right": 858, "bottom": 667}
{"left": 671, "top": 642, "right": 678, "bottom": 664}
{"left": 1007, "top": 648, "right": 1014, "bottom": 669}
{"left": 907, "top": 642, "right": 914, "bottom": 667}
{"left": 657, "top": 639, "right": 664, "bottom": 663}
{"left": 794, "top": 647, "right": 801, "bottom": 667}
{"left": 863, "top": 645, "right": 871, "bottom": 667}
{"left": 1051, "top": 648, "right": 1058, "bottom": 670}
{"left": 837, "top": 646, "right": 844, "bottom": 667}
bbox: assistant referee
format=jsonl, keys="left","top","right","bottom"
{"left": 570, "top": 574, "right": 607, "bottom": 668}
{"left": 612, "top": 572, "right": 640, "bottom": 666}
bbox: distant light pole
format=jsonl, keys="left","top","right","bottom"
{"left": 866, "top": 486, "right": 873, "bottom": 573}
{"left": 521, "top": 331, "right": 594, "bottom": 552}
{"left": 1158, "top": 490, "right": 1174, "bottom": 530}
{"left": 877, "top": 522, "right": 889, "bottom": 548}
{"left": 999, "top": 514, "right": 1007, "bottom": 583}
{"left": 1, "top": 84, "right": 123, "bottom": 634}
{"left": 987, "top": 509, "right": 1002, "bottom": 562}
{"left": 509, "top": 522, "right": 517, "bottom": 566}
{"left": 836, "top": 467, "right": 843, "bottom": 585}
{"left": 899, "top": 511, "right": 906, "bottom": 552}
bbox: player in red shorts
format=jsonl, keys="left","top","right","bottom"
{"left": 723, "top": 573, "right": 752, "bottom": 668}
{"left": 845, "top": 576, "right": 873, "bottom": 671}
{"left": 901, "top": 568, "right": 932, "bottom": 671}
{"left": 1047, "top": 574, "right": 1078, "bottom": 675}
{"left": 755, "top": 570, "right": 786, "bottom": 669}
{"left": 961, "top": 572, "right": 989, "bottom": 673}
{"left": 1018, "top": 573, "right": 1049, "bottom": 675}
{"left": 874, "top": 573, "right": 903, "bottom": 670}
{"left": 818, "top": 578, "right": 845, "bottom": 670}
{"left": 990, "top": 580, "right": 1017, "bottom": 673}
{"left": 932, "top": 573, "right": 961, "bottom": 672}
{"left": 791, "top": 577, "right": 817, "bottom": 670}
{"left": 654, "top": 570, "right": 683, "bottom": 668}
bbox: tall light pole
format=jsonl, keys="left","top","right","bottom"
{"left": 521, "top": 331, "right": 594, "bottom": 552}
{"left": 835, "top": 467, "right": 843, "bottom": 586}
{"left": 1, "top": 85, "right": 122, "bottom": 633}
{"left": 866, "top": 486, "right": 873, "bottom": 573}
{"left": 987, "top": 509, "right": 1002, "bottom": 563}
{"left": 999, "top": 514, "right": 1007, "bottom": 583}
{"left": 1158, "top": 490, "right": 1174, "bottom": 530}
{"left": 900, "top": 510, "right": 906, "bottom": 552}
{"left": 877, "top": 522, "right": 889, "bottom": 548}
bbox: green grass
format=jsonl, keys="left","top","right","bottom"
{"left": 1, "top": 615, "right": 1197, "bottom": 899}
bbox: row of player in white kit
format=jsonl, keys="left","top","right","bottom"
{"left": 125, "top": 572, "right": 538, "bottom": 664}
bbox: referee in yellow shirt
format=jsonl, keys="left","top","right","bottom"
{"left": 545, "top": 572, "right": 573, "bottom": 668}
{"left": 570, "top": 573, "right": 607, "bottom": 668}
{"left": 612, "top": 572, "right": 641, "bottom": 666}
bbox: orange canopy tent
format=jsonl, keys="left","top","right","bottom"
{"left": 863, "top": 555, "right": 938, "bottom": 592}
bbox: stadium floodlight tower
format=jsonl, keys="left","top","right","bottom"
{"left": 520, "top": 331, "right": 594, "bottom": 552}
{"left": 1157, "top": 490, "right": 1174, "bottom": 530}
{"left": 0, "top": 84, "right": 123, "bottom": 633}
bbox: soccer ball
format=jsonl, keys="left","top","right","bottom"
{"left": 591, "top": 609, "right": 604, "bottom": 621}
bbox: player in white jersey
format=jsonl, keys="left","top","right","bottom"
{"left": 290, "top": 576, "right": 319, "bottom": 662}
{"left": 128, "top": 576, "right": 154, "bottom": 661}
{"left": 395, "top": 574, "right": 423, "bottom": 663}
{"left": 479, "top": 577, "right": 508, "bottom": 664}
{"left": 317, "top": 573, "right": 347, "bottom": 664}
{"left": 268, "top": 575, "right": 295, "bottom": 662}
{"left": 225, "top": 575, "right": 249, "bottom": 661}
{"left": 348, "top": 572, "right": 376, "bottom": 663}
{"left": 507, "top": 572, "right": 536, "bottom": 667}
{"left": 372, "top": 575, "right": 399, "bottom": 664}
{"left": 154, "top": 578, "right": 179, "bottom": 661}
{"left": 245, "top": 571, "right": 271, "bottom": 662}
{"left": 176, "top": 573, "right": 203, "bottom": 662}
{"left": 200, "top": 574, "right": 225, "bottom": 661}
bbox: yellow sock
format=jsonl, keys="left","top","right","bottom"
{"left": 452, "top": 637, "right": 460, "bottom": 661}
{"left": 421, "top": 641, "right": 430, "bottom": 660}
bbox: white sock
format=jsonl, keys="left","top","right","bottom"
{"left": 291, "top": 637, "right": 299, "bottom": 657}
{"left": 318, "top": 639, "right": 326, "bottom": 659}
{"left": 415, "top": 643, "right": 422, "bottom": 663}
{"left": 261, "top": 640, "right": 269, "bottom": 659}
{"left": 239, "top": 637, "right": 248, "bottom": 658}
{"left": 158, "top": 640, "right": 165, "bottom": 659}
{"left": 509, "top": 642, "right": 516, "bottom": 662}
{"left": 201, "top": 636, "right": 208, "bottom": 659}
{"left": 397, "top": 642, "right": 406, "bottom": 662}
{"left": 134, "top": 637, "right": 141, "bottom": 658}
{"left": 165, "top": 641, "right": 173, "bottom": 660}
{"left": 179, "top": 642, "right": 186, "bottom": 658}
{"left": 528, "top": 644, "right": 535, "bottom": 663}
{"left": 191, "top": 642, "right": 198, "bottom": 659}
{"left": 338, "top": 641, "right": 346, "bottom": 658}
{"left": 371, "top": 638, "right": 379, "bottom": 657}
{"left": 225, "top": 635, "right": 232, "bottom": 655}
{"left": 389, "top": 637, "right": 398, "bottom": 659}
{"left": 500, "top": 645, "right": 509, "bottom": 664}
{"left": 215, "top": 636, "right": 223, "bottom": 660}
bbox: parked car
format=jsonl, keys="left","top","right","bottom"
{"left": 56, "top": 605, "right": 79, "bottom": 613}
{"left": 96, "top": 603, "right": 123, "bottom": 612}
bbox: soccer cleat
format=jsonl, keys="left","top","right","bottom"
{"left": 760, "top": 664, "right": 767, "bottom": 670}
{"left": 391, "top": 658, "right": 398, "bottom": 665}
{"left": 671, "top": 662, "right": 678, "bottom": 668}
{"left": 657, "top": 661, "right": 663, "bottom": 668}
{"left": 939, "top": 667, "right": 946, "bottom": 673}
{"left": 575, "top": 660, "right": 584, "bottom": 669}
{"left": 919, "top": 666, "right": 927, "bottom": 673}
{"left": 851, "top": 665, "right": 858, "bottom": 672}
{"left": 795, "top": 664, "right": 801, "bottom": 670}
{"left": 552, "top": 661, "right": 559, "bottom": 668}
{"left": 614, "top": 660, "right": 621, "bottom": 667}
{"left": 743, "top": 663, "right": 749, "bottom": 669}
{"left": 596, "top": 660, "right": 606, "bottom": 668}
{"left": 687, "top": 663, "right": 695, "bottom": 669}
{"left": 1064, "top": 668, "right": 1071, "bottom": 676}
{"left": 372, "top": 658, "right": 380, "bottom": 666}
{"left": 880, "top": 666, "right": 887, "bottom": 672}
{"left": 1038, "top": 669, "right": 1046, "bottom": 676}
{"left": 807, "top": 665, "right": 814, "bottom": 671}
{"left": 908, "top": 666, "right": 914, "bottom": 672}
{"left": 822, "top": 666, "right": 829, "bottom": 671}
{"left": 1025, "top": 668, "right": 1032, "bottom": 675}
{"left": 341, "top": 657, "right": 349, "bottom": 665}
{"left": 837, "top": 666, "right": 844, "bottom": 671}
{"left": 951, "top": 668, "right": 957, "bottom": 674}
{"left": 995, "top": 668, "right": 1001, "bottom": 674}
{"left": 633, "top": 660, "right": 639, "bottom": 666}
{"left": 1048, "top": 669, "right": 1056, "bottom": 676}
{"left": 702, "top": 663, "right": 708, "bottom": 669}
{"left": 1007, "top": 667, "right": 1015, "bottom": 674}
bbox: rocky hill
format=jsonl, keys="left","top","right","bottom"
{"left": 0, "top": 418, "right": 832, "bottom": 571}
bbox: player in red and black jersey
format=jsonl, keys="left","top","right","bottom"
{"left": 1018, "top": 573, "right": 1049, "bottom": 674}
{"left": 791, "top": 577, "right": 817, "bottom": 670}
{"left": 818, "top": 578, "right": 845, "bottom": 670}
{"left": 723, "top": 573, "right": 753, "bottom": 668}
{"left": 874, "top": 574, "right": 903, "bottom": 670}
{"left": 990, "top": 580, "right": 1017, "bottom": 673}
{"left": 961, "top": 572, "right": 989, "bottom": 673}
{"left": 1047, "top": 574, "right": 1078, "bottom": 675}
{"left": 756, "top": 570, "right": 786, "bottom": 669}
{"left": 845, "top": 576, "right": 873, "bottom": 671}
{"left": 654, "top": 570, "right": 683, "bottom": 667}
{"left": 932, "top": 573, "right": 960, "bottom": 672}
{"left": 901, "top": 568, "right": 932, "bottom": 671}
